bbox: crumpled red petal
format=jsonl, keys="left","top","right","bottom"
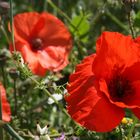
{"left": 66, "top": 55, "right": 124, "bottom": 132}
{"left": 37, "top": 46, "right": 68, "bottom": 71}
{"left": 0, "top": 83, "right": 11, "bottom": 122}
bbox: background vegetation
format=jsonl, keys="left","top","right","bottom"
{"left": 1, "top": 0, "right": 140, "bottom": 139}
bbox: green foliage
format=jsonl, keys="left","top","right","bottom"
{"left": 69, "top": 12, "right": 90, "bottom": 43}
{"left": 134, "top": 11, "right": 140, "bottom": 27}
{"left": 0, "top": 0, "right": 140, "bottom": 140}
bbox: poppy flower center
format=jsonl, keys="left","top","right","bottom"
{"left": 31, "top": 38, "right": 43, "bottom": 50}
{"left": 108, "top": 75, "right": 133, "bottom": 102}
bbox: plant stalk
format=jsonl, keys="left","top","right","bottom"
{"left": 13, "top": 79, "right": 17, "bottom": 115}
{"left": 128, "top": 11, "right": 135, "bottom": 38}
{"left": 3, "top": 124, "right": 24, "bottom": 140}
{"left": 9, "top": 0, "right": 16, "bottom": 51}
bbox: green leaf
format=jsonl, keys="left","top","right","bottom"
{"left": 134, "top": 11, "right": 140, "bottom": 27}
{"left": 69, "top": 12, "right": 90, "bottom": 43}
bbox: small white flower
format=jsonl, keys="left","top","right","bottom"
{"left": 37, "top": 124, "right": 49, "bottom": 135}
{"left": 48, "top": 93, "right": 63, "bottom": 104}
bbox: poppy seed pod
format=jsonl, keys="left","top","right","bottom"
{"left": 9, "top": 68, "right": 19, "bottom": 80}
{"left": 122, "top": 0, "right": 137, "bottom": 3}
{"left": 0, "top": 53, "right": 7, "bottom": 66}
{"left": 122, "top": 0, "right": 137, "bottom": 12}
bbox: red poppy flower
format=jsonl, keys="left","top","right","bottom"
{"left": 9, "top": 12, "right": 72, "bottom": 76}
{"left": 65, "top": 31, "right": 140, "bottom": 132}
{"left": 0, "top": 82, "right": 11, "bottom": 122}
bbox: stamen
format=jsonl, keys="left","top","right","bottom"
{"left": 108, "top": 75, "right": 132, "bottom": 102}
{"left": 31, "top": 38, "right": 43, "bottom": 50}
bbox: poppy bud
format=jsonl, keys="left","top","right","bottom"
{"left": 9, "top": 68, "right": 19, "bottom": 80}
{"left": 122, "top": 0, "right": 137, "bottom": 12}
{"left": 0, "top": 2, "right": 10, "bottom": 9}
{"left": 0, "top": 2, "right": 10, "bottom": 18}
{"left": 122, "top": 0, "right": 137, "bottom": 3}
{"left": 0, "top": 53, "right": 7, "bottom": 66}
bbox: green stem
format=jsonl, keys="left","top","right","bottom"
{"left": 47, "top": 0, "right": 83, "bottom": 37}
{"left": 49, "top": 132, "right": 73, "bottom": 138}
{"left": 0, "top": 25, "right": 10, "bottom": 44}
{"left": 13, "top": 79, "right": 17, "bottom": 115}
{"left": 128, "top": 11, "right": 135, "bottom": 38}
{"left": 20, "top": 132, "right": 73, "bottom": 139}
{"left": 127, "top": 116, "right": 138, "bottom": 140}
{"left": 106, "top": 11, "right": 128, "bottom": 32}
{"left": 3, "top": 124, "right": 24, "bottom": 140}
{"left": 47, "top": 0, "right": 71, "bottom": 23}
{"left": 9, "top": 0, "right": 16, "bottom": 51}
{"left": 1, "top": 66, "right": 6, "bottom": 88}
{"left": 44, "top": 0, "right": 48, "bottom": 11}
{"left": 0, "top": 90, "right": 3, "bottom": 140}
{"left": 118, "top": 125, "right": 123, "bottom": 140}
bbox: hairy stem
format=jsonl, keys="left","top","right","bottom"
{"left": 128, "top": 11, "right": 135, "bottom": 38}
{"left": 9, "top": 0, "right": 16, "bottom": 51}
{"left": 0, "top": 25, "right": 10, "bottom": 44}
{"left": 106, "top": 11, "right": 128, "bottom": 32}
{"left": 13, "top": 79, "right": 17, "bottom": 115}
{"left": 3, "top": 124, "right": 24, "bottom": 140}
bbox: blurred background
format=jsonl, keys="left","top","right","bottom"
{"left": 0, "top": 0, "right": 140, "bottom": 139}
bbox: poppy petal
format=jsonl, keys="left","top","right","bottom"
{"left": 66, "top": 55, "right": 124, "bottom": 132}
{"left": 131, "top": 108, "right": 140, "bottom": 119}
{"left": 123, "top": 62, "right": 140, "bottom": 81}
{"left": 37, "top": 46, "right": 69, "bottom": 71}
{"left": 93, "top": 32, "right": 139, "bottom": 79}
{"left": 31, "top": 12, "right": 72, "bottom": 50}
{"left": 67, "top": 79, "right": 125, "bottom": 132}
{"left": 12, "top": 12, "right": 40, "bottom": 42}
{"left": 134, "top": 36, "right": 140, "bottom": 44}
{"left": 0, "top": 83, "right": 11, "bottom": 122}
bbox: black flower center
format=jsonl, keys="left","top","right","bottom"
{"left": 31, "top": 38, "right": 43, "bottom": 50}
{"left": 108, "top": 75, "right": 133, "bottom": 102}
